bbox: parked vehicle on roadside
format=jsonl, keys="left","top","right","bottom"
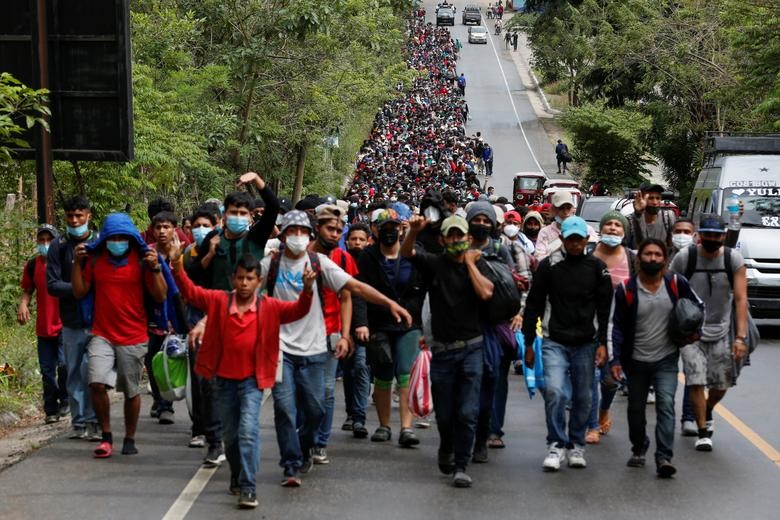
{"left": 513, "top": 171, "right": 547, "bottom": 206}
{"left": 577, "top": 196, "right": 618, "bottom": 229}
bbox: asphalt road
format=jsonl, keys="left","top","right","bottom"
{"left": 3, "top": 4, "right": 780, "bottom": 519}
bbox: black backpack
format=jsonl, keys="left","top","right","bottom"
{"left": 478, "top": 243, "right": 522, "bottom": 325}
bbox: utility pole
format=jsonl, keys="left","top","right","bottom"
{"left": 34, "top": 0, "right": 54, "bottom": 224}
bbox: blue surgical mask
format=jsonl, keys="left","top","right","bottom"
{"left": 192, "top": 226, "right": 212, "bottom": 246}
{"left": 67, "top": 223, "right": 89, "bottom": 237}
{"left": 106, "top": 240, "right": 130, "bottom": 257}
{"left": 600, "top": 234, "right": 623, "bottom": 248}
{"left": 37, "top": 244, "right": 49, "bottom": 256}
{"left": 554, "top": 215, "right": 563, "bottom": 225}
{"left": 226, "top": 215, "right": 250, "bottom": 235}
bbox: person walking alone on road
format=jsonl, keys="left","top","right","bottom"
{"left": 512, "top": 32, "right": 518, "bottom": 51}
{"left": 457, "top": 73, "right": 466, "bottom": 96}
{"left": 555, "top": 139, "right": 570, "bottom": 173}
{"left": 482, "top": 142, "right": 494, "bottom": 176}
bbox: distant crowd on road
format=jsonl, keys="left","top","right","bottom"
{"left": 14, "top": 7, "right": 751, "bottom": 512}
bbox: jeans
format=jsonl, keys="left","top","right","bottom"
{"left": 38, "top": 335, "right": 67, "bottom": 416}
{"left": 681, "top": 385, "right": 695, "bottom": 423}
{"left": 189, "top": 350, "right": 222, "bottom": 447}
{"left": 430, "top": 342, "right": 484, "bottom": 471}
{"left": 214, "top": 377, "right": 264, "bottom": 492}
{"left": 315, "top": 335, "right": 340, "bottom": 448}
{"left": 341, "top": 345, "right": 370, "bottom": 425}
{"left": 588, "top": 368, "right": 620, "bottom": 429}
{"left": 542, "top": 339, "right": 596, "bottom": 448}
{"left": 62, "top": 327, "right": 95, "bottom": 428}
{"left": 490, "top": 353, "right": 512, "bottom": 438}
{"left": 626, "top": 352, "right": 679, "bottom": 462}
{"left": 145, "top": 333, "right": 174, "bottom": 413}
{"left": 272, "top": 351, "right": 327, "bottom": 470}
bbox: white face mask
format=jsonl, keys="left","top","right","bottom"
{"left": 424, "top": 206, "right": 441, "bottom": 222}
{"left": 285, "top": 235, "right": 310, "bottom": 255}
{"left": 503, "top": 224, "right": 519, "bottom": 239}
{"left": 672, "top": 233, "right": 694, "bottom": 250}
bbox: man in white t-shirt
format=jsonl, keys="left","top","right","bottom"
{"left": 261, "top": 210, "right": 411, "bottom": 487}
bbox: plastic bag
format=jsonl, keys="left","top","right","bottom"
{"left": 408, "top": 347, "right": 432, "bottom": 418}
{"left": 522, "top": 319, "right": 545, "bottom": 398}
{"left": 163, "top": 334, "right": 188, "bottom": 358}
{"left": 669, "top": 298, "right": 704, "bottom": 347}
{"left": 478, "top": 259, "right": 522, "bottom": 325}
{"left": 152, "top": 350, "right": 188, "bottom": 401}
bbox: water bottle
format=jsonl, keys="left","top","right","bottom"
{"left": 726, "top": 193, "right": 741, "bottom": 230}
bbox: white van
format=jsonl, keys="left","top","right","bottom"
{"left": 688, "top": 134, "right": 780, "bottom": 323}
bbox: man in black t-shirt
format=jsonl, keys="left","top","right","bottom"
{"left": 401, "top": 214, "right": 495, "bottom": 489}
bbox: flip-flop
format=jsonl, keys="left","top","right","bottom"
{"left": 94, "top": 441, "right": 113, "bottom": 458}
{"left": 487, "top": 437, "right": 505, "bottom": 449}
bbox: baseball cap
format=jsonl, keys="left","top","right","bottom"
{"left": 372, "top": 208, "right": 400, "bottom": 227}
{"left": 279, "top": 210, "right": 313, "bottom": 233}
{"left": 315, "top": 204, "right": 343, "bottom": 222}
{"left": 504, "top": 210, "right": 522, "bottom": 223}
{"left": 551, "top": 191, "right": 575, "bottom": 208}
{"left": 699, "top": 214, "right": 726, "bottom": 233}
{"left": 440, "top": 215, "right": 469, "bottom": 236}
{"left": 37, "top": 224, "right": 59, "bottom": 239}
{"left": 561, "top": 216, "right": 588, "bottom": 239}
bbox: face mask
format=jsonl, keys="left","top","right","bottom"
{"left": 37, "top": 244, "right": 49, "bottom": 256}
{"left": 503, "top": 224, "right": 519, "bottom": 238}
{"left": 672, "top": 233, "right": 693, "bottom": 250}
{"left": 640, "top": 260, "right": 664, "bottom": 276}
{"left": 701, "top": 239, "right": 722, "bottom": 253}
{"left": 285, "top": 235, "right": 309, "bottom": 255}
{"left": 524, "top": 227, "right": 539, "bottom": 239}
{"left": 225, "top": 215, "right": 250, "bottom": 235}
{"left": 445, "top": 240, "right": 469, "bottom": 257}
{"left": 468, "top": 223, "right": 491, "bottom": 241}
{"left": 600, "top": 234, "right": 622, "bottom": 248}
{"left": 192, "top": 227, "right": 212, "bottom": 246}
{"left": 317, "top": 235, "right": 339, "bottom": 252}
{"left": 646, "top": 205, "right": 660, "bottom": 215}
{"left": 554, "top": 215, "right": 564, "bottom": 225}
{"left": 424, "top": 206, "right": 441, "bottom": 222}
{"left": 67, "top": 223, "right": 88, "bottom": 237}
{"left": 378, "top": 228, "right": 400, "bottom": 247}
{"left": 106, "top": 240, "right": 130, "bottom": 257}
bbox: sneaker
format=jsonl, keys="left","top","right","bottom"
{"left": 627, "top": 453, "right": 646, "bottom": 468}
{"left": 567, "top": 446, "right": 587, "bottom": 468}
{"left": 45, "top": 414, "right": 60, "bottom": 424}
{"left": 371, "top": 426, "right": 392, "bottom": 442}
{"left": 203, "top": 445, "right": 225, "bottom": 467}
{"left": 300, "top": 458, "right": 314, "bottom": 475}
{"left": 311, "top": 447, "right": 330, "bottom": 465}
{"left": 656, "top": 459, "right": 677, "bottom": 478}
{"left": 86, "top": 423, "right": 102, "bottom": 442}
{"left": 681, "top": 420, "right": 698, "bottom": 437}
{"left": 69, "top": 427, "right": 87, "bottom": 440}
{"left": 399, "top": 429, "right": 420, "bottom": 448}
{"left": 472, "top": 443, "right": 488, "bottom": 463}
{"left": 341, "top": 418, "right": 354, "bottom": 431}
{"left": 238, "top": 490, "right": 258, "bottom": 509}
{"left": 352, "top": 422, "right": 369, "bottom": 439}
{"left": 543, "top": 444, "right": 566, "bottom": 472}
{"left": 452, "top": 470, "right": 473, "bottom": 488}
{"left": 646, "top": 389, "right": 656, "bottom": 404}
{"left": 695, "top": 437, "right": 713, "bottom": 452}
{"left": 281, "top": 468, "right": 301, "bottom": 487}
{"left": 149, "top": 402, "right": 160, "bottom": 418}
{"left": 158, "top": 410, "right": 175, "bottom": 425}
{"left": 438, "top": 451, "right": 455, "bottom": 475}
{"left": 58, "top": 404, "right": 70, "bottom": 418}
{"left": 188, "top": 435, "right": 206, "bottom": 448}
{"left": 229, "top": 476, "right": 240, "bottom": 496}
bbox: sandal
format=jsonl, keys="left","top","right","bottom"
{"left": 93, "top": 441, "right": 113, "bottom": 458}
{"left": 586, "top": 429, "right": 601, "bottom": 444}
{"left": 370, "top": 426, "right": 392, "bottom": 442}
{"left": 487, "top": 436, "right": 505, "bottom": 449}
{"left": 398, "top": 429, "right": 420, "bottom": 448}
{"left": 598, "top": 410, "right": 612, "bottom": 435}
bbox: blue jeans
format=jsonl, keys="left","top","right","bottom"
{"left": 145, "top": 333, "right": 174, "bottom": 413}
{"left": 272, "top": 351, "right": 327, "bottom": 470}
{"left": 341, "top": 345, "right": 370, "bottom": 425}
{"left": 214, "top": 377, "right": 264, "bottom": 492}
{"left": 681, "top": 385, "right": 695, "bottom": 423}
{"left": 490, "top": 353, "right": 512, "bottom": 438}
{"left": 62, "top": 327, "right": 96, "bottom": 428}
{"left": 315, "top": 337, "right": 339, "bottom": 448}
{"left": 38, "top": 335, "right": 67, "bottom": 416}
{"left": 430, "top": 342, "right": 484, "bottom": 470}
{"left": 626, "top": 352, "right": 679, "bottom": 461}
{"left": 542, "top": 339, "right": 596, "bottom": 448}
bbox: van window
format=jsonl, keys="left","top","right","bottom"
{"left": 724, "top": 187, "right": 780, "bottom": 229}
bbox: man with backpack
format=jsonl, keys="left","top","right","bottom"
{"left": 401, "top": 214, "right": 495, "bottom": 488}
{"left": 46, "top": 195, "right": 100, "bottom": 440}
{"left": 625, "top": 183, "right": 676, "bottom": 249}
{"left": 71, "top": 213, "right": 168, "bottom": 458}
{"left": 18, "top": 224, "right": 67, "bottom": 424}
{"left": 260, "top": 210, "right": 411, "bottom": 487}
{"left": 670, "top": 214, "right": 749, "bottom": 452}
{"left": 522, "top": 216, "right": 613, "bottom": 472}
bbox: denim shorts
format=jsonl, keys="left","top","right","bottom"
{"left": 87, "top": 336, "right": 147, "bottom": 398}
{"left": 681, "top": 335, "right": 733, "bottom": 390}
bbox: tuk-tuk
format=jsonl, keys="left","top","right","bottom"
{"left": 544, "top": 179, "right": 580, "bottom": 190}
{"left": 513, "top": 172, "right": 547, "bottom": 206}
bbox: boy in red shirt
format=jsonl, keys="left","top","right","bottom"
{"left": 18, "top": 224, "right": 67, "bottom": 424}
{"left": 170, "top": 246, "right": 315, "bottom": 510}
{"left": 71, "top": 213, "right": 168, "bottom": 458}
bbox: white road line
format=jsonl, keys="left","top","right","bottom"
{"left": 160, "top": 391, "right": 273, "bottom": 519}
{"left": 483, "top": 25, "right": 544, "bottom": 172}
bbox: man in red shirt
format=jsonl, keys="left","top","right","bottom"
{"left": 18, "top": 224, "right": 67, "bottom": 424}
{"left": 170, "top": 247, "right": 315, "bottom": 509}
{"left": 71, "top": 213, "right": 168, "bottom": 458}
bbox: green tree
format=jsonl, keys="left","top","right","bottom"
{"left": 0, "top": 73, "right": 49, "bottom": 165}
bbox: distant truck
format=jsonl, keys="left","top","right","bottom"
{"left": 688, "top": 133, "right": 780, "bottom": 323}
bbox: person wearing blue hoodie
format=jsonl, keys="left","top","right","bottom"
{"left": 71, "top": 213, "right": 168, "bottom": 458}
